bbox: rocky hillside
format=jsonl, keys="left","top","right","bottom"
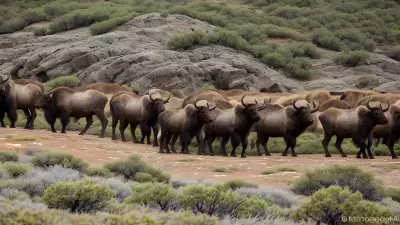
{"left": 0, "top": 0, "right": 400, "bottom": 93}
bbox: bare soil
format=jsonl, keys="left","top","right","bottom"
{"left": 1, "top": 128, "right": 400, "bottom": 188}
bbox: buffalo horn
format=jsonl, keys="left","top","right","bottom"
{"left": 208, "top": 101, "right": 217, "bottom": 111}
{"left": 163, "top": 94, "right": 171, "bottom": 104}
{"left": 367, "top": 99, "right": 373, "bottom": 110}
{"left": 257, "top": 98, "right": 270, "bottom": 111}
{"left": 241, "top": 95, "right": 249, "bottom": 107}
{"left": 382, "top": 100, "right": 390, "bottom": 112}
{"left": 0, "top": 74, "right": 10, "bottom": 84}
{"left": 194, "top": 99, "right": 201, "bottom": 110}
{"left": 149, "top": 93, "right": 155, "bottom": 102}
{"left": 310, "top": 101, "right": 319, "bottom": 113}
{"left": 293, "top": 98, "right": 300, "bottom": 111}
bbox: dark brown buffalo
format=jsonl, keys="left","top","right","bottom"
{"left": 340, "top": 90, "right": 380, "bottom": 108}
{"left": 357, "top": 93, "right": 400, "bottom": 107}
{"left": 182, "top": 90, "right": 234, "bottom": 110}
{"left": 143, "top": 88, "right": 183, "bottom": 110}
{"left": 0, "top": 74, "right": 17, "bottom": 128}
{"left": 110, "top": 92, "right": 170, "bottom": 145}
{"left": 318, "top": 99, "right": 351, "bottom": 112}
{"left": 158, "top": 100, "right": 216, "bottom": 154}
{"left": 372, "top": 100, "right": 400, "bottom": 159}
{"left": 253, "top": 99, "right": 319, "bottom": 156}
{"left": 35, "top": 87, "right": 108, "bottom": 137}
{"left": 203, "top": 95, "right": 267, "bottom": 158}
{"left": 86, "top": 83, "right": 132, "bottom": 94}
{"left": 14, "top": 79, "right": 45, "bottom": 92}
{"left": 319, "top": 101, "right": 389, "bottom": 159}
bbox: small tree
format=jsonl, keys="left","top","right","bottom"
{"left": 42, "top": 180, "right": 113, "bottom": 213}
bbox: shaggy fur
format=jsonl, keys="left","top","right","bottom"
{"left": 0, "top": 75, "right": 17, "bottom": 128}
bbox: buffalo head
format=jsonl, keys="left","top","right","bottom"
{"left": 149, "top": 93, "right": 170, "bottom": 114}
{"left": 194, "top": 99, "right": 216, "bottom": 124}
{"left": 240, "top": 95, "right": 262, "bottom": 123}
{"left": 366, "top": 99, "right": 389, "bottom": 125}
{"left": 292, "top": 98, "right": 319, "bottom": 126}
{"left": 0, "top": 74, "right": 11, "bottom": 95}
{"left": 35, "top": 92, "right": 53, "bottom": 109}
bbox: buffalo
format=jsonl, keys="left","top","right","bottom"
{"left": 253, "top": 99, "right": 319, "bottom": 156}
{"left": 35, "top": 87, "right": 109, "bottom": 137}
{"left": 372, "top": 100, "right": 400, "bottom": 159}
{"left": 318, "top": 99, "right": 351, "bottom": 112}
{"left": 319, "top": 100, "right": 389, "bottom": 159}
{"left": 203, "top": 95, "right": 267, "bottom": 158}
{"left": 0, "top": 74, "right": 17, "bottom": 128}
{"left": 182, "top": 90, "right": 234, "bottom": 110}
{"left": 340, "top": 90, "right": 380, "bottom": 108}
{"left": 86, "top": 82, "right": 133, "bottom": 94}
{"left": 274, "top": 90, "right": 332, "bottom": 106}
{"left": 14, "top": 79, "right": 45, "bottom": 92}
{"left": 110, "top": 91, "right": 170, "bottom": 145}
{"left": 158, "top": 99, "right": 216, "bottom": 154}
{"left": 357, "top": 93, "right": 400, "bottom": 107}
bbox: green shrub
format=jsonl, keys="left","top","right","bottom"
{"left": 334, "top": 51, "right": 370, "bottom": 67}
{"left": 386, "top": 187, "right": 400, "bottom": 203}
{"left": 33, "top": 27, "right": 48, "bottom": 36}
{"left": 224, "top": 180, "right": 258, "bottom": 190}
{"left": 42, "top": 180, "right": 113, "bottom": 213}
{"left": 89, "top": 13, "right": 137, "bottom": 35}
{"left": 0, "top": 17, "right": 26, "bottom": 34}
{"left": 167, "top": 30, "right": 210, "bottom": 50}
{"left": 44, "top": 75, "right": 80, "bottom": 91}
{"left": 386, "top": 45, "right": 400, "bottom": 61}
{"left": 262, "top": 52, "right": 286, "bottom": 68}
{"left": 312, "top": 29, "right": 343, "bottom": 51}
{"left": 85, "top": 167, "right": 114, "bottom": 178}
{"left": 134, "top": 172, "right": 155, "bottom": 183}
{"left": 212, "top": 167, "right": 228, "bottom": 173}
{"left": 125, "top": 182, "right": 177, "bottom": 210}
{"left": 31, "top": 152, "right": 88, "bottom": 172}
{"left": 292, "top": 165, "right": 385, "bottom": 201}
{"left": 261, "top": 169, "right": 277, "bottom": 175}
{"left": 285, "top": 58, "right": 312, "bottom": 80}
{"left": 294, "top": 186, "right": 391, "bottom": 225}
{"left": 0, "top": 151, "right": 18, "bottom": 163}
{"left": 104, "top": 155, "right": 169, "bottom": 182}
{"left": 1, "top": 162, "right": 32, "bottom": 178}
{"left": 44, "top": 2, "right": 90, "bottom": 19}
{"left": 200, "top": 84, "right": 216, "bottom": 91}
{"left": 264, "top": 25, "right": 304, "bottom": 41}
{"left": 21, "top": 8, "right": 46, "bottom": 25}
{"left": 0, "top": 188, "right": 30, "bottom": 201}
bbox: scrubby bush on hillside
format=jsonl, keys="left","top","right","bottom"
{"left": 43, "top": 180, "right": 113, "bottom": 213}
{"left": 104, "top": 155, "right": 170, "bottom": 182}
{"left": 334, "top": 51, "right": 370, "bottom": 67}
{"left": 0, "top": 17, "right": 25, "bottom": 34}
{"left": 85, "top": 167, "right": 114, "bottom": 178}
{"left": 33, "top": 27, "right": 48, "bottom": 36}
{"left": 0, "top": 151, "right": 18, "bottom": 163}
{"left": 312, "top": 29, "right": 343, "bottom": 51}
{"left": 386, "top": 45, "right": 400, "bottom": 61}
{"left": 21, "top": 8, "right": 47, "bottom": 25}
{"left": 224, "top": 180, "right": 258, "bottom": 190}
{"left": 44, "top": 75, "right": 80, "bottom": 91}
{"left": 1, "top": 162, "right": 32, "bottom": 178}
{"left": 292, "top": 165, "right": 385, "bottom": 201}
{"left": 236, "top": 187, "right": 298, "bottom": 208}
{"left": 31, "top": 152, "right": 88, "bottom": 172}
{"left": 89, "top": 13, "right": 137, "bottom": 35}
{"left": 293, "top": 186, "right": 391, "bottom": 225}
{"left": 90, "top": 176, "right": 132, "bottom": 202}
{"left": 0, "top": 188, "right": 30, "bottom": 201}
{"left": 264, "top": 25, "right": 304, "bottom": 41}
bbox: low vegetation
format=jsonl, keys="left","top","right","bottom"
{"left": 44, "top": 75, "right": 80, "bottom": 91}
{"left": 334, "top": 50, "right": 371, "bottom": 67}
{"left": 0, "top": 151, "right": 18, "bottom": 163}
{"left": 31, "top": 151, "right": 88, "bottom": 172}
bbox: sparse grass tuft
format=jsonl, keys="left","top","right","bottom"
{"left": 334, "top": 51, "right": 370, "bottom": 67}
{"left": 277, "top": 167, "right": 296, "bottom": 172}
{"left": 261, "top": 169, "right": 277, "bottom": 175}
{"left": 8, "top": 136, "right": 39, "bottom": 142}
{"left": 0, "top": 151, "right": 18, "bottom": 163}
{"left": 44, "top": 75, "right": 80, "bottom": 91}
{"left": 224, "top": 180, "right": 258, "bottom": 190}
{"left": 212, "top": 167, "right": 229, "bottom": 173}
{"left": 175, "top": 158, "right": 198, "bottom": 162}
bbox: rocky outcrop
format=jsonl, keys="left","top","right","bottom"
{"left": 0, "top": 13, "right": 399, "bottom": 93}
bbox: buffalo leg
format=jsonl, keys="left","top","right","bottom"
{"left": 119, "top": 119, "right": 129, "bottom": 142}
{"left": 129, "top": 123, "right": 139, "bottom": 143}
{"left": 255, "top": 132, "right": 264, "bottom": 156}
{"left": 22, "top": 109, "right": 31, "bottom": 129}
{"left": 388, "top": 137, "right": 399, "bottom": 159}
{"left": 95, "top": 111, "right": 108, "bottom": 138}
{"left": 240, "top": 136, "right": 248, "bottom": 158}
{"left": 152, "top": 123, "right": 159, "bottom": 147}
{"left": 146, "top": 123, "right": 152, "bottom": 145}
{"left": 375, "top": 138, "right": 381, "bottom": 147}
{"left": 284, "top": 135, "right": 297, "bottom": 157}
{"left": 262, "top": 136, "right": 271, "bottom": 156}
{"left": 367, "top": 134, "right": 375, "bottom": 159}
{"left": 282, "top": 145, "right": 290, "bottom": 156}
{"left": 230, "top": 133, "right": 241, "bottom": 157}
{"left": 159, "top": 129, "right": 167, "bottom": 154}
{"left": 334, "top": 137, "right": 347, "bottom": 157}
{"left": 79, "top": 116, "right": 93, "bottom": 136}
{"left": 356, "top": 141, "right": 368, "bottom": 159}
{"left": 196, "top": 130, "right": 204, "bottom": 155}
{"left": 220, "top": 136, "right": 230, "bottom": 156}
{"left": 322, "top": 134, "right": 333, "bottom": 157}
{"left": 165, "top": 133, "right": 173, "bottom": 154}
{"left": 169, "top": 135, "right": 178, "bottom": 153}
{"left": 60, "top": 114, "right": 69, "bottom": 134}
{"left": 0, "top": 110, "right": 5, "bottom": 127}
{"left": 111, "top": 114, "right": 119, "bottom": 140}
{"left": 139, "top": 121, "right": 150, "bottom": 144}
{"left": 180, "top": 133, "right": 191, "bottom": 154}
{"left": 7, "top": 103, "right": 17, "bottom": 128}
{"left": 29, "top": 107, "right": 37, "bottom": 130}
{"left": 206, "top": 135, "right": 217, "bottom": 156}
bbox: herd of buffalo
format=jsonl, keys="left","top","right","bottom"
{"left": 1, "top": 73, "right": 400, "bottom": 159}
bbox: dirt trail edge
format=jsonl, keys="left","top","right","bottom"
{"left": 1, "top": 128, "right": 400, "bottom": 188}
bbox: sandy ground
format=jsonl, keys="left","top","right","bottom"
{"left": 1, "top": 128, "right": 400, "bottom": 188}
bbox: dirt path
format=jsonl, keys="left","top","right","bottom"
{"left": 1, "top": 128, "right": 400, "bottom": 188}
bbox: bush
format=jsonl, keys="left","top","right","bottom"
{"left": 23, "top": 147, "right": 41, "bottom": 156}
{"left": 33, "top": 27, "right": 48, "bottom": 36}
{"left": 293, "top": 186, "right": 391, "bottom": 225}
{"left": 1, "top": 162, "right": 32, "bottom": 178}
{"left": 262, "top": 53, "right": 286, "bottom": 68}
{"left": 312, "top": 29, "right": 343, "bottom": 51}
{"left": 0, "top": 17, "right": 26, "bottom": 34}
{"left": 31, "top": 152, "right": 88, "bottom": 172}
{"left": 85, "top": 167, "right": 113, "bottom": 178}
{"left": 104, "top": 155, "right": 169, "bottom": 182}
{"left": 0, "top": 188, "right": 30, "bottom": 201}
{"left": 236, "top": 187, "right": 298, "bottom": 208}
{"left": 90, "top": 177, "right": 132, "bottom": 202}
{"left": 21, "top": 8, "right": 46, "bottom": 25}
{"left": 167, "top": 30, "right": 210, "bottom": 50}
{"left": 386, "top": 45, "right": 400, "bottom": 61}
{"left": 264, "top": 26, "right": 304, "bottom": 41}
{"left": 0, "top": 151, "right": 18, "bottom": 163}
{"left": 134, "top": 172, "right": 155, "bottom": 183}
{"left": 89, "top": 13, "right": 137, "bottom": 35}
{"left": 334, "top": 51, "right": 370, "bottom": 67}
{"left": 224, "top": 180, "right": 258, "bottom": 190}
{"left": 42, "top": 180, "right": 113, "bottom": 213}
{"left": 44, "top": 75, "right": 80, "bottom": 91}
{"left": 200, "top": 84, "right": 216, "bottom": 91}
{"left": 292, "top": 165, "right": 385, "bottom": 201}
{"left": 386, "top": 187, "right": 400, "bottom": 203}
{"left": 125, "top": 182, "right": 178, "bottom": 211}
